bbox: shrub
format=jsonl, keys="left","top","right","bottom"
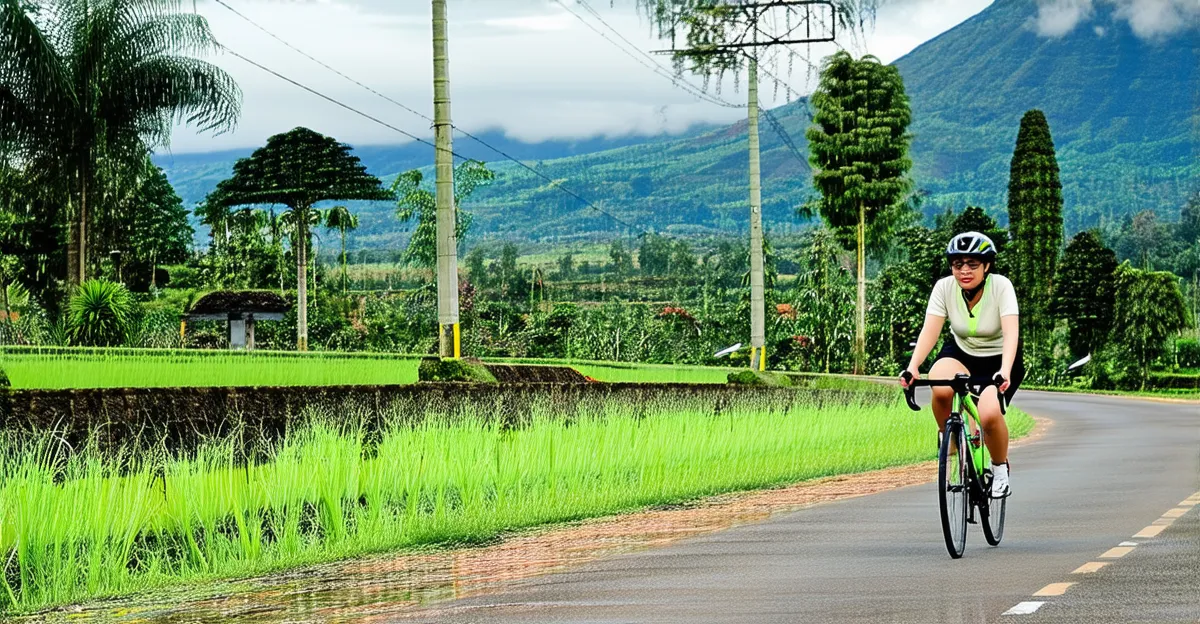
{"left": 1175, "top": 338, "right": 1200, "bottom": 369}
{"left": 418, "top": 357, "right": 496, "bottom": 383}
{"left": 67, "top": 280, "right": 134, "bottom": 347}
{"left": 727, "top": 370, "right": 793, "bottom": 387}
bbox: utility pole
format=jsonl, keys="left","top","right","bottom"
{"left": 653, "top": 1, "right": 839, "bottom": 371}
{"left": 747, "top": 55, "right": 766, "bottom": 371}
{"left": 432, "top": 0, "right": 460, "bottom": 358}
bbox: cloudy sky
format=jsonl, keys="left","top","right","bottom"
{"left": 167, "top": 0, "right": 1199, "bottom": 154}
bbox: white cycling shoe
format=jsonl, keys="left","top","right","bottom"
{"left": 991, "top": 462, "right": 1011, "bottom": 498}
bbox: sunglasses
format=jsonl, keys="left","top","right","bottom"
{"left": 950, "top": 259, "right": 983, "bottom": 271}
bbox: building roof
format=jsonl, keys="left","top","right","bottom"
{"left": 189, "top": 291, "right": 289, "bottom": 316}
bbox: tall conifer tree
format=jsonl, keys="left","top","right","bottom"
{"left": 1007, "top": 109, "right": 1064, "bottom": 351}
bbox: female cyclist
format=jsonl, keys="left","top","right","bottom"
{"left": 899, "top": 231, "right": 1024, "bottom": 498}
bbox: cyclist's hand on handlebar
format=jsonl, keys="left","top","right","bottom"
{"left": 899, "top": 367, "right": 920, "bottom": 388}
{"left": 994, "top": 372, "right": 1010, "bottom": 394}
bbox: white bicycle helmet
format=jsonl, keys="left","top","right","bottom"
{"left": 946, "top": 231, "right": 997, "bottom": 259}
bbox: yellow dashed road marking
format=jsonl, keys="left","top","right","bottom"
{"left": 1072, "top": 562, "right": 1109, "bottom": 574}
{"left": 1135, "top": 525, "right": 1167, "bottom": 538}
{"left": 1152, "top": 517, "right": 1176, "bottom": 526}
{"left": 1100, "top": 546, "right": 1135, "bottom": 558}
{"left": 1163, "top": 507, "right": 1189, "bottom": 518}
{"left": 1034, "top": 583, "right": 1076, "bottom": 597}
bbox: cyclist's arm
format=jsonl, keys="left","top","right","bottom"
{"left": 1000, "top": 314, "right": 1019, "bottom": 381}
{"left": 907, "top": 314, "right": 946, "bottom": 374}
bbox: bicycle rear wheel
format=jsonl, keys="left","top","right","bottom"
{"left": 938, "top": 420, "right": 969, "bottom": 558}
{"left": 981, "top": 485, "right": 1006, "bottom": 545}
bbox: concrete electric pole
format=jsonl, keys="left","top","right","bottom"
{"left": 432, "top": 0, "right": 460, "bottom": 358}
{"left": 653, "top": 1, "right": 840, "bottom": 372}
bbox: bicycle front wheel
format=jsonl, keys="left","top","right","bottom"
{"left": 938, "top": 421, "right": 969, "bottom": 558}
{"left": 982, "top": 488, "right": 1006, "bottom": 546}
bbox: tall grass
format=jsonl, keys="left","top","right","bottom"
{"left": 0, "top": 349, "right": 422, "bottom": 389}
{"left": 0, "top": 396, "right": 1034, "bottom": 614}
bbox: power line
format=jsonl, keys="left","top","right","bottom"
{"left": 212, "top": 0, "right": 433, "bottom": 125}
{"left": 552, "top": 0, "right": 743, "bottom": 109}
{"left": 211, "top": 1, "right": 647, "bottom": 234}
{"left": 760, "top": 107, "right": 808, "bottom": 168}
{"left": 223, "top": 48, "right": 466, "bottom": 160}
{"left": 564, "top": 0, "right": 744, "bottom": 109}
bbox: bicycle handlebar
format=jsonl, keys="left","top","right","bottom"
{"left": 900, "top": 371, "right": 1004, "bottom": 412}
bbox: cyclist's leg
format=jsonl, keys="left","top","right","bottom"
{"left": 977, "top": 386, "right": 1008, "bottom": 464}
{"left": 929, "top": 357, "right": 969, "bottom": 433}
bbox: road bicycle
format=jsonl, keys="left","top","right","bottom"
{"left": 902, "top": 372, "right": 1006, "bottom": 559}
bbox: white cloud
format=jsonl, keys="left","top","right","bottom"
{"left": 1032, "top": 0, "right": 1200, "bottom": 39}
{"left": 167, "top": 0, "right": 994, "bottom": 153}
{"left": 1111, "top": 0, "right": 1200, "bottom": 38}
{"left": 1034, "top": 0, "right": 1095, "bottom": 37}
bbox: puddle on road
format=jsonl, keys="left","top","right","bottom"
{"left": 23, "top": 462, "right": 942, "bottom": 624}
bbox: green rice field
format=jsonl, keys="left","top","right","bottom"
{"left": 0, "top": 395, "right": 1034, "bottom": 614}
{"left": 0, "top": 348, "right": 751, "bottom": 389}
{"left": 0, "top": 348, "right": 423, "bottom": 389}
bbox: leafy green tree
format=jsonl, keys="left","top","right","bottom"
{"left": 393, "top": 160, "right": 494, "bottom": 269}
{"left": 67, "top": 278, "right": 132, "bottom": 346}
{"left": 1115, "top": 209, "right": 1176, "bottom": 269}
{"left": 324, "top": 205, "right": 358, "bottom": 294}
{"left": 1007, "top": 109, "right": 1064, "bottom": 350}
{"left": 206, "top": 127, "right": 390, "bottom": 350}
{"left": 871, "top": 225, "right": 946, "bottom": 369}
{"left": 555, "top": 252, "right": 576, "bottom": 280}
{"left": 102, "top": 159, "right": 192, "bottom": 289}
{"left": 1050, "top": 231, "right": 1118, "bottom": 359}
{"left": 1179, "top": 191, "right": 1200, "bottom": 246}
{"left": 496, "top": 242, "right": 519, "bottom": 294}
{"left": 0, "top": 0, "right": 240, "bottom": 285}
{"left": 792, "top": 228, "right": 855, "bottom": 373}
{"left": 669, "top": 240, "right": 696, "bottom": 277}
{"left": 950, "top": 206, "right": 996, "bottom": 237}
{"left": 807, "top": 51, "right": 913, "bottom": 373}
{"left": 464, "top": 247, "right": 489, "bottom": 288}
{"left": 638, "top": 233, "right": 672, "bottom": 277}
{"left": 1109, "top": 262, "right": 1191, "bottom": 387}
{"left": 609, "top": 240, "right": 633, "bottom": 277}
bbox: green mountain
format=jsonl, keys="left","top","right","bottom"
{"left": 160, "top": 0, "right": 1197, "bottom": 249}
{"left": 895, "top": 0, "right": 1197, "bottom": 231}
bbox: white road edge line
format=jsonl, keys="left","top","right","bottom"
{"left": 1004, "top": 601, "right": 1046, "bottom": 615}
{"left": 1119, "top": 541, "right": 1138, "bottom": 546}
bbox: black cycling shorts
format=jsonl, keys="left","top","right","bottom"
{"left": 935, "top": 338, "right": 1025, "bottom": 410}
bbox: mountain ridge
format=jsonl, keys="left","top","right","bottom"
{"left": 159, "top": 0, "right": 1198, "bottom": 249}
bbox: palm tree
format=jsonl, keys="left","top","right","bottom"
{"left": 324, "top": 205, "right": 358, "bottom": 294}
{"left": 0, "top": 0, "right": 241, "bottom": 285}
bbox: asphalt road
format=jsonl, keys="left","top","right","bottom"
{"left": 397, "top": 391, "right": 1200, "bottom": 624}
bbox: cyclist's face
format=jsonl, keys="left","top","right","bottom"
{"left": 951, "top": 258, "right": 988, "bottom": 288}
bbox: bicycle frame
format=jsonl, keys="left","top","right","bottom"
{"left": 904, "top": 373, "right": 996, "bottom": 480}
{"left": 954, "top": 390, "right": 990, "bottom": 480}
